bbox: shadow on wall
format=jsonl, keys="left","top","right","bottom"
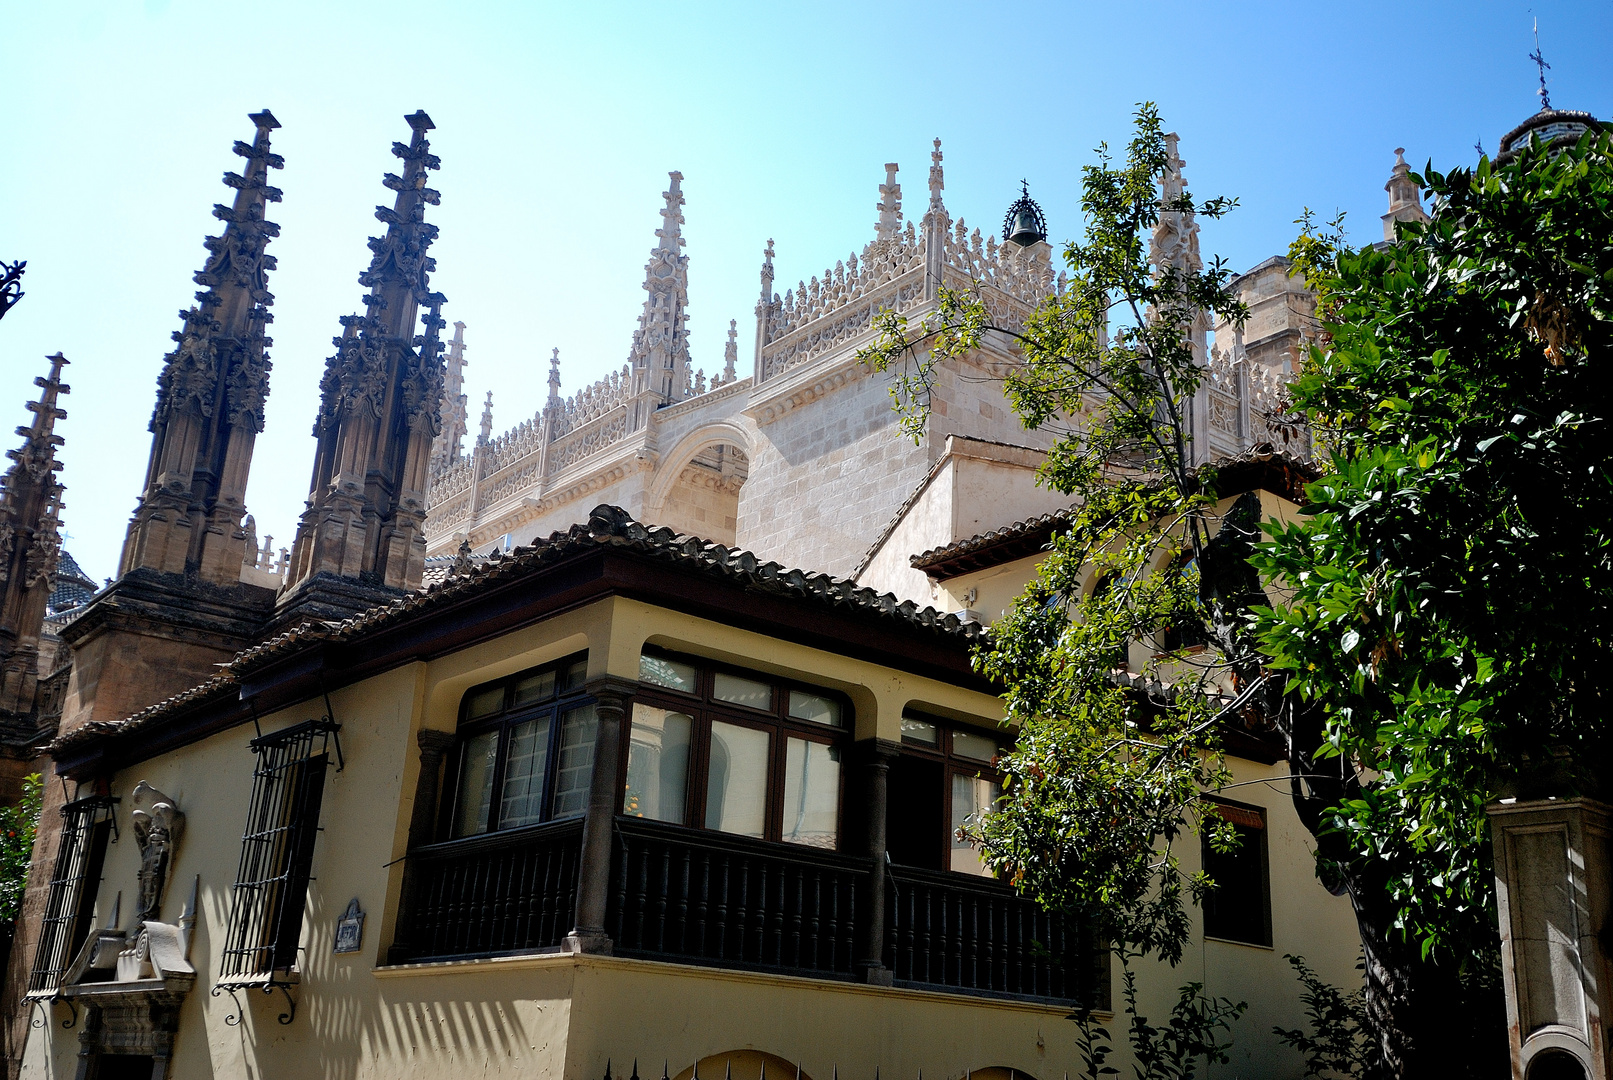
{"left": 220, "top": 883, "right": 545, "bottom": 1080}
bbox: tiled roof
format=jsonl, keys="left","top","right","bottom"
{"left": 909, "top": 508, "right": 1074, "bottom": 578}
{"left": 908, "top": 448, "right": 1319, "bottom": 580}
{"left": 53, "top": 505, "right": 985, "bottom": 755}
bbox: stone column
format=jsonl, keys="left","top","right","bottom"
{"left": 1488, "top": 796, "right": 1612, "bottom": 1079}
{"left": 857, "top": 739, "right": 900, "bottom": 985}
{"left": 565, "top": 676, "right": 636, "bottom": 955}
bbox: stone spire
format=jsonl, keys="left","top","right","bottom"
{"left": 1382, "top": 148, "right": 1430, "bottom": 242}
{"left": 120, "top": 110, "right": 282, "bottom": 585}
{"left": 927, "top": 139, "right": 944, "bottom": 213}
{"left": 875, "top": 163, "right": 902, "bottom": 241}
{"left": 547, "top": 348, "right": 562, "bottom": 409}
{"left": 478, "top": 391, "right": 493, "bottom": 446}
{"left": 752, "top": 239, "right": 775, "bottom": 376}
{"left": 923, "top": 139, "right": 948, "bottom": 300}
{"left": 1148, "top": 132, "right": 1212, "bottom": 460}
{"left": 627, "top": 171, "right": 693, "bottom": 406}
{"left": 430, "top": 320, "right": 469, "bottom": 471}
{"left": 0, "top": 353, "right": 68, "bottom": 715}
{"left": 281, "top": 111, "right": 446, "bottom": 612}
{"left": 723, "top": 320, "right": 738, "bottom": 383}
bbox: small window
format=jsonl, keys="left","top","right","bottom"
{"left": 787, "top": 690, "right": 842, "bottom": 728}
{"left": 640, "top": 653, "right": 698, "bottom": 694}
{"left": 713, "top": 672, "right": 773, "bottom": 711}
{"left": 1201, "top": 801, "right": 1271, "bottom": 947}
{"left": 27, "top": 795, "right": 116, "bottom": 998}
{"left": 628, "top": 649, "right": 850, "bottom": 848}
{"left": 445, "top": 652, "right": 595, "bottom": 839}
{"left": 900, "top": 716, "right": 939, "bottom": 746}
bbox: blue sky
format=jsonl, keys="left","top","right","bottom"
{"left": 3, "top": 0, "right": 1609, "bottom": 582}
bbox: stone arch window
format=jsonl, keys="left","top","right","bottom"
{"left": 440, "top": 651, "right": 596, "bottom": 839}
{"left": 625, "top": 648, "right": 850, "bottom": 849}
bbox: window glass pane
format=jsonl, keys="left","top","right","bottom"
{"left": 640, "top": 653, "right": 698, "bottom": 694}
{"left": 901, "top": 716, "right": 939, "bottom": 746}
{"left": 498, "top": 715, "right": 552, "bottom": 829}
{"left": 561, "top": 658, "right": 588, "bottom": 692}
{"left": 782, "top": 738, "right": 840, "bottom": 849}
{"left": 511, "top": 670, "right": 556, "bottom": 707}
{"left": 713, "top": 672, "right": 773, "bottom": 712}
{"left": 451, "top": 730, "right": 499, "bottom": 838}
{"left": 551, "top": 704, "right": 597, "bottom": 818}
{"left": 625, "top": 706, "right": 693, "bottom": 824}
{"left": 949, "top": 772, "right": 1001, "bottom": 876}
{"left": 705, "top": 721, "right": 771, "bottom": 838}
{"left": 952, "top": 730, "right": 999, "bottom": 762}
{"left": 788, "top": 690, "right": 842, "bottom": 728}
{"left": 465, "top": 684, "right": 505, "bottom": 720}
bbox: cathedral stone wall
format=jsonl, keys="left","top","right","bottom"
{"left": 737, "top": 368, "right": 932, "bottom": 577}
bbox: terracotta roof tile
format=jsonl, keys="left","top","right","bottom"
{"left": 52, "top": 505, "right": 983, "bottom": 755}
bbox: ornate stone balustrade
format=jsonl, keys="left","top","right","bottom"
{"left": 550, "top": 365, "right": 633, "bottom": 439}
{"left": 546, "top": 407, "right": 630, "bottom": 478}
{"left": 938, "top": 216, "right": 1059, "bottom": 311}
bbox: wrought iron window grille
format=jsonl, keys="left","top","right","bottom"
{"left": 26, "top": 793, "right": 118, "bottom": 1007}
{"left": 214, "top": 717, "right": 341, "bottom": 1025}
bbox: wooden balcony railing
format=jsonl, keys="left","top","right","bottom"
{"left": 607, "top": 817, "right": 868, "bottom": 979}
{"left": 886, "top": 864, "right": 1103, "bottom": 1007}
{"left": 390, "top": 816, "right": 1101, "bottom": 1009}
{"left": 392, "top": 817, "right": 582, "bottom": 962}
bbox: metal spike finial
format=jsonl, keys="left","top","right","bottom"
{"left": 663, "top": 1062, "right": 671, "bottom": 1080}
{"left": 632, "top": 1059, "right": 641, "bottom": 1080}
{"left": 1530, "top": 19, "right": 1552, "bottom": 111}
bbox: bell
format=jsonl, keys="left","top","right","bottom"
{"left": 1006, "top": 207, "right": 1045, "bottom": 247}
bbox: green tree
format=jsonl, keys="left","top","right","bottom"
{"left": 859, "top": 106, "right": 1609, "bottom": 1078}
{"left": 1254, "top": 127, "right": 1613, "bottom": 1073}
{"left": 1, "top": 773, "right": 43, "bottom": 925}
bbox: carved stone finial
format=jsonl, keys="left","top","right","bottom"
{"left": 452, "top": 538, "right": 474, "bottom": 575}
{"left": 478, "top": 390, "right": 494, "bottom": 446}
{"left": 130, "top": 781, "right": 184, "bottom": 924}
{"left": 723, "top": 320, "right": 738, "bottom": 382}
{"left": 548, "top": 347, "right": 562, "bottom": 405}
{"left": 928, "top": 138, "right": 944, "bottom": 211}
{"left": 876, "top": 163, "right": 903, "bottom": 240}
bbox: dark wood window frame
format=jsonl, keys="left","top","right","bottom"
{"left": 624, "top": 647, "right": 852, "bottom": 850}
{"left": 439, "top": 651, "right": 593, "bottom": 841}
{"left": 1200, "top": 797, "right": 1272, "bottom": 947}
{"left": 895, "top": 710, "right": 1007, "bottom": 874}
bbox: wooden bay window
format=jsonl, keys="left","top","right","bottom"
{"left": 443, "top": 652, "right": 595, "bottom": 839}
{"left": 626, "top": 649, "right": 848, "bottom": 850}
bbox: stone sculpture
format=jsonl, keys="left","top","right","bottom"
{"left": 131, "top": 781, "right": 185, "bottom": 923}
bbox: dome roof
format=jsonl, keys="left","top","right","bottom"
{"left": 48, "top": 548, "right": 99, "bottom": 616}
{"left": 1497, "top": 108, "right": 1604, "bottom": 163}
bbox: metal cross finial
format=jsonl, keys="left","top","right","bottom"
{"left": 1530, "top": 19, "right": 1552, "bottom": 111}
